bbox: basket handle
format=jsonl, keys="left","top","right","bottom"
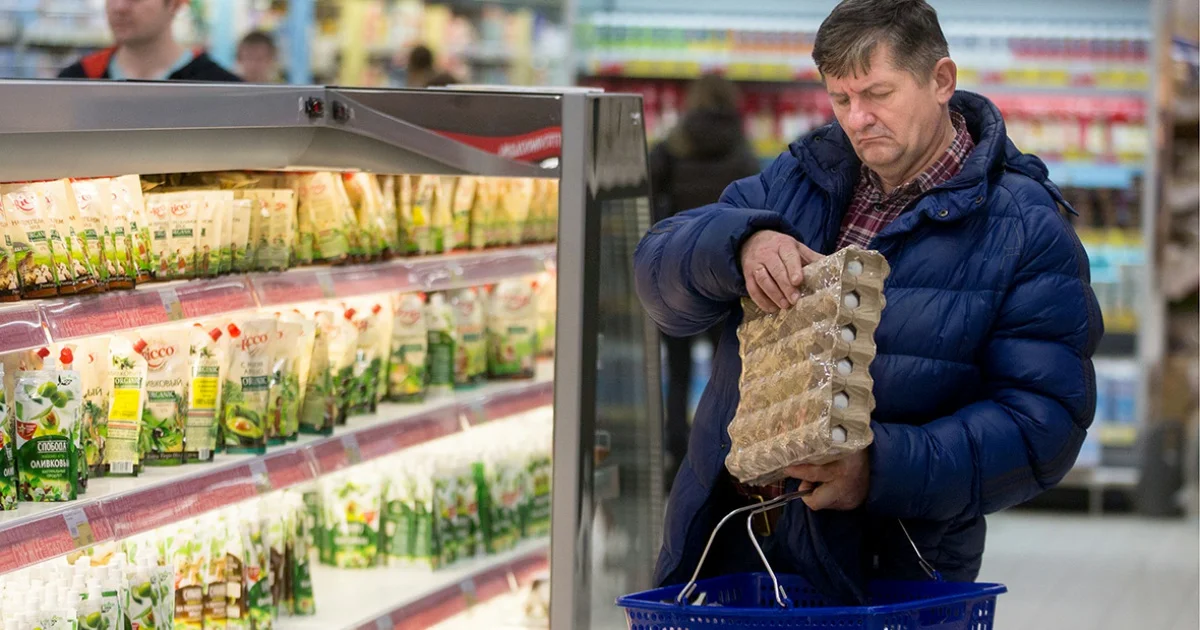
{"left": 675, "top": 488, "right": 814, "bottom": 607}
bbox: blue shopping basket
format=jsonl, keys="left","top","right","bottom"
{"left": 617, "top": 490, "right": 1007, "bottom": 630}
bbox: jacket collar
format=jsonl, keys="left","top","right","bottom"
{"left": 789, "top": 90, "right": 1072, "bottom": 223}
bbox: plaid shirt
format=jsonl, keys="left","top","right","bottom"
{"left": 836, "top": 112, "right": 975, "bottom": 249}
{"left": 736, "top": 113, "right": 975, "bottom": 504}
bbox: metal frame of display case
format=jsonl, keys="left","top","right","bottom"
{"left": 0, "top": 80, "right": 664, "bottom": 629}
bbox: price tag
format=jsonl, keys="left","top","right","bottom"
{"left": 374, "top": 615, "right": 393, "bottom": 630}
{"left": 249, "top": 459, "right": 272, "bottom": 494}
{"left": 62, "top": 508, "right": 96, "bottom": 548}
{"left": 460, "top": 579, "right": 478, "bottom": 609}
{"left": 160, "top": 287, "right": 184, "bottom": 321}
{"left": 506, "top": 570, "right": 520, "bottom": 593}
{"left": 459, "top": 400, "right": 487, "bottom": 431}
{"left": 342, "top": 434, "right": 363, "bottom": 465}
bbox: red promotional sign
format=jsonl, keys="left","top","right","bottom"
{"left": 435, "top": 126, "right": 564, "bottom": 162}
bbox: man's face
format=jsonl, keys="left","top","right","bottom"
{"left": 824, "top": 43, "right": 954, "bottom": 182}
{"left": 106, "top": 0, "right": 179, "bottom": 47}
{"left": 238, "top": 44, "right": 278, "bottom": 83}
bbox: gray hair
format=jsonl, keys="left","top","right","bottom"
{"left": 812, "top": 0, "right": 950, "bottom": 82}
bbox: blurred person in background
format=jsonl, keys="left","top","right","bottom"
{"left": 425, "top": 71, "right": 461, "bottom": 87}
{"left": 636, "top": 0, "right": 1101, "bottom": 601}
{"left": 648, "top": 73, "right": 761, "bottom": 490}
{"left": 237, "top": 30, "right": 280, "bottom": 83}
{"left": 406, "top": 44, "right": 436, "bottom": 88}
{"left": 59, "top": 0, "right": 240, "bottom": 81}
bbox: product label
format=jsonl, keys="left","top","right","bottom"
{"left": 174, "top": 584, "right": 204, "bottom": 630}
{"left": 0, "top": 380, "right": 16, "bottom": 510}
{"left": 105, "top": 364, "right": 146, "bottom": 476}
{"left": 185, "top": 335, "right": 223, "bottom": 461}
{"left": 223, "top": 321, "right": 275, "bottom": 453}
{"left": 139, "top": 336, "right": 188, "bottom": 466}
{"left": 15, "top": 372, "right": 79, "bottom": 502}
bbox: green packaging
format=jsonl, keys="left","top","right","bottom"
{"left": 298, "top": 311, "right": 337, "bottom": 436}
{"left": 131, "top": 330, "right": 189, "bottom": 467}
{"left": 386, "top": 293, "right": 428, "bottom": 402}
{"left": 15, "top": 365, "right": 80, "bottom": 502}
{"left": 1, "top": 182, "right": 61, "bottom": 299}
{"left": 522, "top": 452, "right": 553, "bottom": 538}
{"left": 267, "top": 321, "right": 304, "bottom": 445}
{"left": 0, "top": 364, "right": 16, "bottom": 510}
{"left": 288, "top": 492, "right": 316, "bottom": 615}
{"left": 74, "top": 336, "right": 112, "bottom": 481}
{"left": 434, "top": 459, "right": 480, "bottom": 567}
{"left": 229, "top": 199, "right": 253, "bottom": 273}
{"left": 425, "top": 293, "right": 456, "bottom": 393}
{"left": 322, "top": 472, "right": 382, "bottom": 569}
{"left": 487, "top": 279, "right": 538, "bottom": 379}
{"left": 56, "top": 356, "right": 88, "bottom": 495}
{"left": 242, "top": 507, "right": 276, "bottom": 630}
{"left": 451, "top": 288, "right": 487, "bottom": 388}
{"left": 221, "top": 318, "right": 277, "bottom": 455}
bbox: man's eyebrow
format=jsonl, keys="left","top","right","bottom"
{"left": 827, "top": 82, "right": 893, "bottom": 97}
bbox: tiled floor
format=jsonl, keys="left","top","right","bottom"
{"left": 979, "top": 512, "right": 1200, "bottom": 630}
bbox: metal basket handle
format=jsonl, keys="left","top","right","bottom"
{"left": 675, "top": 489, "right": 813, "bottom": 607}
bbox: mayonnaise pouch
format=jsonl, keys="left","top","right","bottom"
{"left": 112, "top": 174, "right": 150, "bottom": 285}
{"left": 292, "top": 172, "right": 350, "bottom": 264}
{"left": 215, "top": 191, "right": 235, "bottom": 275}
{"left": 237, "top": 193, "right": 267, "bottom": 271}
{"left": 144, "top": 193, "right": 174, "bottom": 281}
{"left": 0, "top": 364, "right": 16, "bottom": 510}
{"left": 451, "top": 176, "right": 477, "bottom": 251}
{"left": 432, "top": 176, "right": 455, "bottom": 253}
{"left": 0, "top": 195, "right": 23, "bottom": 301}
{"left": 106, "top": 336, "right": 148, "bottom": 476}
{"left": 469, "top": 178, "right": 495, "bottom": 251}
{"left": 380, "top": 174, "right": 401, "bottom": 257}
{"left": 267, "top": 320, "right": 304, "bottom": 445}
{"left": 487, "top": 279, "right": 537, "bottom": 379}
{"left": 166, "top": 192, "right": 201, "bottom": 280}
{"left": 500, "top": 178, "right": 534, "bottom": 245}
{"left": 1, "top": 182, "right": 59, "bottom": 297}
{"left": 230, "top": 198, "right": 253, "bottom": 273}
{"left": 299, "top": 311, "right": 337, "bottom": 435}
{"left": 222, "top": 318, "right": 277, "bottom": 455}
{"left": 71, "top": 178, "right": 112, "bottom": 289}
{"left": 426, "top": 293, "right": 456, "bottom": 393}
{"left": 186, "top": 324, "right": 226, "bottom": 463}
{"left": 197, "top": 192, "right": 227, "bottom": 278}
{"left": 411, "top": 175, "right": 437, "bottom": 255}
{"left": 74, "top": 337, "right": 111, "bottom": 480}
{"left": 15, "top": 362, "right": 80, "bottom": 502}
{"left": 239, "top": 189, "right": 295, "bottom": 271}
{"left": 283, "top": 315, "right": 317, "bottom": 427}
{"left": 387, "top": 293, "right": 428, "bottom": 402}
{"left": 451, "top": 288, "right": 486, "bottom": 388}
{"left": 129, "top": 328, "right": 189, "bottom": 467}
{"left": 344, "top": 173, "right": 387, "bottom": 260}
{"left": 44, "top": 178, "right": 99, "bottom": 293}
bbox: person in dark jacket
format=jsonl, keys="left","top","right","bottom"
{"left": 59, "top": 0, "right": 240, "bottom": 81}
{"left": 635, "top": 0, "right": 1102, "bottom": 602}
{"left": 648, "top": 73, "right": 761, "bottom": 491}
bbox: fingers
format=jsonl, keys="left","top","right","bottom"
{"left": 802, "top": 482, "right": 839, "bottom": 511}
{"left": 796, "top": 242, "right": 824, "bottom": 264}
{"left": 779, "top": 245, "right": 805, "bottom": 286}
{"left": 785, "top": 463, "right": 836, "bottom": 484}
{"left": 761, "top": 257, "right": 796, "bottom": 310}
{"left": 745, "top": 273, "right": 777, "bottom": 314}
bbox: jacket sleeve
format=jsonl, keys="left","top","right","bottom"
{"left": 634, "top": 154, "right": 799, "bottom": 338}
{"left": 865, "top": 207, "right": 1103, "bottom": 522}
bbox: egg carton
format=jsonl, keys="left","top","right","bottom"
{"left": 725, "top": 246, "right": 890, "bottom": 487}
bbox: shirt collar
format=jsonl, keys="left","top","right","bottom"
{"left": 109, "top": 48, "right": 195, "bottom": 80}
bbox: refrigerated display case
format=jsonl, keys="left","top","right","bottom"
{"left": 0, "top": 80, "right": 662, "bottom": 629}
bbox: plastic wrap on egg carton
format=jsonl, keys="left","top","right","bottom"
{"left": 725, "top": 246, "right": 890, "bottom": 487}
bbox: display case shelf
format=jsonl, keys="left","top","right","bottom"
{"left": 0, "top": 365, "right": 553, "bottom": 575}
{"left": 0, "top": 245, "right": 554, "bottom": 354}
{"left": 281, "top": 538, "right": 549, "bottom": 630}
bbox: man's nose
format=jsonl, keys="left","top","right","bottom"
{"left": 847, "top": 101, "right": 876, "bottom": 132}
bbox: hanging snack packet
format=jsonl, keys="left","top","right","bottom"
{"left": 387, "top": 292, "right": 428, "bottom": 402}
{"left": 129, "top": 328, "right": 189, "bottom": 467}
{"left": 15, "top": 353, "right": 80, "bottom": 502}
{"left": 230, "top": 198, "right": 253, "bottom": 273}
{"left": 487, "top": 279, "right": 537, "bottom": 379}
{"left": 0, "top": 193, "right": 24, "bottom": 301}
{"left": 425, "top": 293, "right": 456, "bottom": 393}
{"left": 185, "top": 324, "right": 225, "bottom": 463}
{"left": 267, "top": 320, "right": 304, "bottom": 445}
{"left": 0, "top": 183, "right": 58, "bottom": 298}
{"left": 222, "top": 318, "right": 277, "bottom": 455}
{"left": 725, "top": 247, "right": 889, "bottom": 486}
{"left": 451, "top": 288, "right": 487, "bottom": 388}
{"left": 0, "top": 365, "right": 15, "bottom": 510}
{"left": 44, "top": 178, "right": 99, "bottom": 293}
{"left": 298, "top": 311, "right": 337, "bottom": 435}
{"left": 106, "top": 337, "right": 148, "bottom": 476}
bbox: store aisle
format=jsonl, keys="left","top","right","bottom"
{"left": 979, "top": 512, "right": 1200, "bottom": 630}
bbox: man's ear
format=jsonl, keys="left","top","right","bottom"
{"left": 933, "top": 58, "right": 957, "bottom": 105}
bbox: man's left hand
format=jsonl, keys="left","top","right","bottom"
{"left": 785, "top": 450, "right": 870, "bottom": 511}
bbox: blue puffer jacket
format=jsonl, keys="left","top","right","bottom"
{"left": 635, "top": 91, "right": 1103, "bottom": 598}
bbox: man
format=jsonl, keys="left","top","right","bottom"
{"left": 635, "top": 0, "right": 1102, "bottom": 601}
{"left": 405, "top": 45, "right": 435, "bottom": 88}
{"left": 60, "top": 0, "right": 239, "bottom": 81}
{"left": 237, "top": 31, "right": 280, "bottom": 83}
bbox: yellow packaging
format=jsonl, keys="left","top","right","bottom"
{"left": 450, "top": 176, "right": 477, "bottom": 251}
{"left": 404, "top": 175, "right": 436, "bottom": 255}
{"left": 499, "top": 179, "right": 534, "bottom": 246}
{"left": 343, "top": 173, "right": 388, "bottom": 260}
{"left": 291, "top": 173, "right": 350, "bottom": 264}
{"left": 469, "top": 178, "right": 496, "bottom": 251}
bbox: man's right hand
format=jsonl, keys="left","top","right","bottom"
{"left": 739, "top": 230, "right": 822, "bottom": 313}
